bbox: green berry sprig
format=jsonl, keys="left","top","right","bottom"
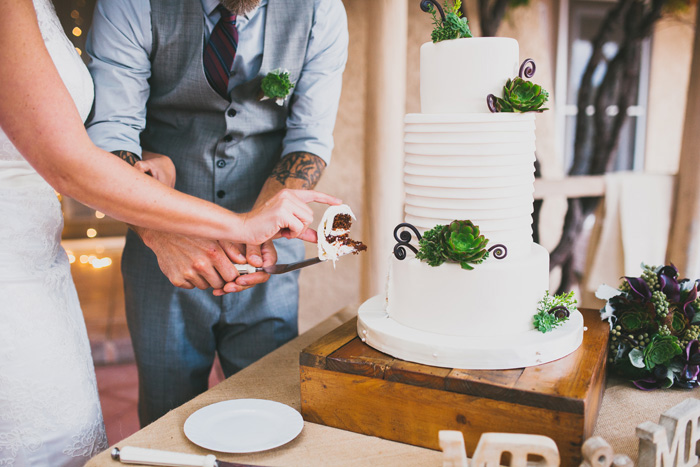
{"left": 681, "top": 325, "right": 700, "bottom": 347}
{"left": 652, "top": 290, "right": 670, "bottom": 318}
{"left": 642, "top": 265, "right": 661, "bottom": 290}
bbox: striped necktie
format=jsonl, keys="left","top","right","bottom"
{"left": 203, "top": 6, "right": 238, "bottom": 99}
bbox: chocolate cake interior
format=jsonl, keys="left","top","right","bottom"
{"left": 327, "top": 214, "right": 367, "bottom": 254}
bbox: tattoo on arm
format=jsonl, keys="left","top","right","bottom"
{"left": 111, "top": 150, "right": 139, "bottom": 167}
{"left": 271, "top": 152, "right": 326, "bottom": 189}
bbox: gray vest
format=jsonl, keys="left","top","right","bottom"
{"left": 143, "top": 0, "right": 313, "bottom": 213}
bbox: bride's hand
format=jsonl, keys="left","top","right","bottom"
{"left": 241, "top": 189, "right": 341, "bottom": 245}
{"left": 134, "top": 150, "right": 176, "bottom": 188}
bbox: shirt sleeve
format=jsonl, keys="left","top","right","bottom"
{"left": 281, "top": 0, "right": 349, "bottom": 166}
{"left": 85, "top": 0, "right": 153, "bottom": 157}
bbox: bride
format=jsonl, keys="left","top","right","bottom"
{"left": 0, "top": 1, "right": 339, "bottom": 465}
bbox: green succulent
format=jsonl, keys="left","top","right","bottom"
{"left": 643, "top": 334, "right": 683, "bottom": 370}
{"left": 618, "top": 310, "right": 650, "bottom": 333}
{"left": 533, "top": 291, "right": 577, "bottom": 333}
{"left": 261, "top": 69, "right": 294, "bottom": 100}
{"left": 428, "top": 1, "right": 472, "bottom": 43}
{"left": 494, "top": 77, "right": 549, "bottom": 113}
{"left": 415, "top": 220, "right": 489, "bottom": 270}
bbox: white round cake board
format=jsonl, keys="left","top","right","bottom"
{"left": 357, "top": 295, "right": 585, "bottom": 370}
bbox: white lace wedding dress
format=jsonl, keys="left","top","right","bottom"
{"left": 0, "top": 0, "right": 109, "bottom": 465}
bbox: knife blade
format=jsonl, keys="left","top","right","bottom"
{"left": 234, "top": 257, "right": 323, "bottom": 275}
{"left": 112, "top": 446, "right": 271, "bottom": 467}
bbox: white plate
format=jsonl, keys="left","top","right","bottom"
{"left": 184, "top": 399, "right": 304, "bottom": 453}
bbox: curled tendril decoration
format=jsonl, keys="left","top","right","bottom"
{"left": 487, "top": 244, "right": 507, "bottom": 260}
{"left": 519, "top": 58, "right": 536, "bottom": 79}
{"left": 393, "top": 223, "right": 422, "bottom": 260}
{"left": 419, "top": 0, "right": 446, "bottom": 21}
{"left": 549, "top": 305, "right": 570, "bottom": 319}
{"left": 486, "top": 94, "right": 499, "bottom": 113}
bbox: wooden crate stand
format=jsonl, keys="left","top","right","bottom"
{"left": 300, "top": 309, "right": 609, "bottom": 466}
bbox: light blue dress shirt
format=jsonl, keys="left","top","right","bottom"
{"left": 85, "top": 0, "right": 348, "bottom": 165}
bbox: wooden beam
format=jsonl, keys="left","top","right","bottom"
{"left": 362, "top": 0, "right": 408, "bottom": 298}
{"left": 666, "top": 5, "right": 700, "bottom": 276}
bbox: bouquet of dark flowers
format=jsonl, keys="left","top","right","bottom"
{"left": 596, "top": 264, "right": 700, "bottom": 390}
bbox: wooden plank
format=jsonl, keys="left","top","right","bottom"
{"left": 445, "top": 368, "right": 525, "bottom": 402}
{"left": 385, "top": 359, "right": 452, "bottom": 391}
{"left": 299, "top": 317, "right": 358, "bottom": 369}
{"left": 301, "top": 309, "right": 609, "bottom": 414}
{"left": 534, "top": 176, "right": 606, "bottom": 200}
{"left": 326, "top": 337, "right": 394, "bottom": 378}
{"left": 300, "top": 366, "right": 585, "bottom": 466}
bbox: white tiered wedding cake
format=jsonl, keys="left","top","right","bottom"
{"left": 356, "top": 32, "right": 584, "bottom": 370}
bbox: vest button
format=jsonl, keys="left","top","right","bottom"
{"left": 217, "top": 190, "right": 226, "bottom": 199}
{"left": 227, "top": 109, "right": 237, "bottom": 117}
{"left": 223, "top": 135, "right": 233, "bottom": 143}
{"left": 216, "top": 160, "right": 226, "bottom": 169}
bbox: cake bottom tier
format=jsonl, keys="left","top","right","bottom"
{"left": 357, "top": 295, "right": 584, "bottom": 369}
{"left": 386, "top": 243, "right": 550, "bottom": 337}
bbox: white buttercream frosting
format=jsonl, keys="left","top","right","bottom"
{"left": 386, "top": 243, "right": 549, "bottom": 337}
{"left": 420, "top": 38, "right": 519, "bottom": 114}
{"left": 355, "top": 37, "right": 583, "bottom": 369}
{"left": 317, "top": 204, "right": 358, "bottom": 262}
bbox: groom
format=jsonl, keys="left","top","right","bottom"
{"left": 86, "top": 0, "right": 348, "bottom": 425}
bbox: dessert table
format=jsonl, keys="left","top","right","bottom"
{"left": 86, "top": 306, "right": 698, "bottom": 466}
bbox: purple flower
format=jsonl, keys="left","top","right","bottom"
{"left": 625, "top": 276, "right": 652, "bottom": 301}
{"left": 633, "top": 365, "right": 673, "bottom": 390}
{"left": 659, "top": 266, "right": 681, "bottom": 303}
{"left": 681, "top": 340, "right": 700, "bottom": 384}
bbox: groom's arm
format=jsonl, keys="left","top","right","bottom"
{"left": 211, "top": 151, "right": 326, "bottom": 295}
{"left": 263, "top": 151, "right": 327, "bottom": 197}
{"left": 85, "top": 0, "right": 152, "bottom": 158}
{"left": 217, "top": 0, "right": 348, "bottom": 295}
{"left": 111, "top": 150, "right": 139, "bottom": 166}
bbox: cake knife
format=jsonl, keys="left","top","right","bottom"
{"left": 234, "top": 257, "right": 322, "bottom": 275}
{"left": 112, "top": 446, "right": 270, "bottom": 467}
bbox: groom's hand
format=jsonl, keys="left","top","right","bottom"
{"left": 136, "top": 228, "right": 247, "bottom": 291}
{"left": 213, "top": 240, "right": 277, "bottom": 296}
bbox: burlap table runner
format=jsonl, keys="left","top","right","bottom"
{"left": 87, "top": 308, "right": 699, "bottom": 466}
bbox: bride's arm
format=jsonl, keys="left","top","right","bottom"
{"left": 0, "top": 1, "right": 338, "bottom": 244}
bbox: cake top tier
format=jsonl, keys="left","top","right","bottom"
{"left": 420, "top": 37, "right": 519, "bottom": 114}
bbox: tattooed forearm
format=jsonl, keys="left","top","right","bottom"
{"left": 111, "top": 150, "right": 139, "bottom": 167}
{"left": 271, "top": 152, "right": 326, "bottom": 189}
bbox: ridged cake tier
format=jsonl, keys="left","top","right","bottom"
{"left": 420, "top": 38, "right": 519, "bottom": 113}
{"left": 386, "top": 243, "right": 549, "bottom": 337}
{"left": 404, "top": 113, "right": 536, "bottom": 258}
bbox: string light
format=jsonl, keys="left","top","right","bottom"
{"left": 91, "top": 257, "right": 113, "bottom": 269}
{"left": 72, "top": 253, "right": 114, "bottom": 269}
{"left": 95, "top": 211, "right": 105, "bottom": 219}
{"left": 72, "top": 27, "right": 82, "bottom": 37}
{"left": 86, "top": 228, "right": 97, "bottom": 238}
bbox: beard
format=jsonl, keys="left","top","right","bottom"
{"left": 220, "top": 0, "right": 261, "bottom": 15}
